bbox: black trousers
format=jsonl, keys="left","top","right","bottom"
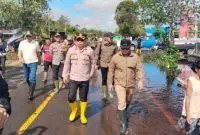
{"left": 52, "top": 63, "right": 64, "bottom": 81}
{"left": 0, "top": 128, "right": 3, "bottom": 135}
{"left": 44, "top": 61, "right": 52, "bottom": 72}
{"left": 68, "top": 80, "right": 89, "bottom": 103}
{"left": 185, "top": 122, "right": 200, "bottom": 135}
{"left": 101, "top": 67, "right": 108, "bottom": 85}
{"left": 0, "top": 56, "right": 6, "bottom": 73}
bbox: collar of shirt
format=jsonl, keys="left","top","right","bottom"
{"left": 25, "top": 39, "right": 37, "bottom": 44}
{"left": 75, "top": 45, "right": 87, "bottom": 52}
{"left": 119, "top": 52, "right": 134, "bottom": 57}
{"left": 54, "top": 42, "right": 62, "bottom": 45}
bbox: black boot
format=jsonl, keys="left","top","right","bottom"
{"left": 27, "top": 81, "right": 31, "bottom": 92}
{"left": 119, "top": 110, "right": 128, "bottom": 135}
{"left": 29, "top": 83, "right": 36, "bottom": 100}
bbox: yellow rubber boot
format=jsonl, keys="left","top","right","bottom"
{"left": 80, "top": 101, "right": 88, "bottom": 124}
{"left": 139, "top": 49, "right": 142, "bottom": 55}
{"left": 136, "top": 49, "right": 139, "bottom": 55}
{"left": 69, "top": 102, "right": 78, "bottom": 122}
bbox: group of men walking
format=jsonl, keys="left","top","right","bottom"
{"left": 17, "top": 31, "right": 144, "bottom": 134}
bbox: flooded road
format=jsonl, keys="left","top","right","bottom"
{"left": 3, "top": 63, "right": 187, "bottom": 135}
{"left": 143, "top": 63, "right": 184, "bottom": 116}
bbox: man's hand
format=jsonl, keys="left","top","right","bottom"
{"left": 95, "top": 65, "right": 99, "bottom": 71}
{"left": 138, "top": 81, "right": 144, "bottom": 91}
{"left": 108, "top": 85, "right": 114, "bottom": 92}
{"left": 0, "top": 107, "right": 9, "bottom": 129}
{"left": 63, "top": 77, "right": 70, "bottom": 84}
{"left": 89, "top": 73, "right": 94, "bottom": 80}
{"left": 187, "top": 114, "right": 193, "bottom": 125}
{"left": 18, "top": 58, "right": 23, "bottom": 65}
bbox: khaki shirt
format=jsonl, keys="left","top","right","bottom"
{"left": 95, "top": 42, "right": 118, "bottom": 68}
{"left": 107, "top": 52, "right": 144, "bottom": 88}
{"left": 62, "top": 45, "right": 95, "bottom": 82}
{"left": 49, "top": 42, "right": 67, "bottom": 65}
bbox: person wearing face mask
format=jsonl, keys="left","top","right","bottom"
{"left": 62, "top": 34, "right": 95, "bottom": 125}
{"left": 49, "top": 33, "right": 67, "bottom": 93}
{"left": 107, "top": 39, "right": 144, "bottom": 135}
{"left": 95, "top": 32, "right": 118, "bottom": 102}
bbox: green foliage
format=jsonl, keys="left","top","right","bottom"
{"left": 66, "top": 25, "right": 79, "bottom": 36}
{"left": 137, "top": 0, "right": 200, "bottom": 41}
{"left": 115, "top": 0, "right": 144, "bottom": 37}
{"left": 154, "top": 30, "right": 162, "bottom": 39}
{"left": 79, "top": 28, "right": 104, "bottom": 37}
{"left": 142, "top": 45, "right": 179, "bottom": 68}
{"left": 0, "top": 0, "right": 23, "bottom": 29}
{"left": 0, "top": 0, "right": 49, "bottom": 31}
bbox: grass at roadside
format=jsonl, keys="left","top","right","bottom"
{"left": 142, "top": 45, "right": 179, "bottom": 68}
{"left": 6, "top": 52, "right": 20, "bottom": 67}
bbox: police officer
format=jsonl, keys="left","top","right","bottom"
{"left": 62, "top": 34, "right": 95, "bottom": 124}
{"left": 95, "top": 32, "right": 118, "bottom": 101}
{"left": 50, "top": 33, "right": 67, "bottom": 92}
{"left": 107, "top": 39, "right": 144, "bottom": 134}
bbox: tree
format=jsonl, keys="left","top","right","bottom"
{"left": 79, "top": 28, "right": 104, "bottom": 37}
{"left": 0, "top": 0, "right": 23, "bottom": 29}
{"left": 52, "top": 15, "right": 70, "bottom": 32}
{"left": 21, "top": 0, "right": 49, "bottom": 30}
{"left": 115, "top": 0, "right": 144, "bottom": 37}
{"left": 137, "top": 0, "right": 200, "bottom": 41}
{"left": 0, "top": 0, "right": 49, "bottom": 31}
{"left": 57, "top": 15, "right": 69, "bottom": 25}
{"left": 0, "top": 0, "right": 104, "bottom": 38}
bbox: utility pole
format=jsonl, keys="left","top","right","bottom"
{"left": 48, "top": 8, "right": 51, "bottom": 38}
{"left": 22, "top": 0, "right": 25, "bottom": 30}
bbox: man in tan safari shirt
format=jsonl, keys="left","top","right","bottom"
{"left": 95, "top": 32, "right": 118, "bottom": 101}
{"left": 107, "top": 39, "right": 144, "bottom": 135}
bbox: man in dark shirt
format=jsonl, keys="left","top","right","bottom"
{"left": 0, "top": 37, "right": 7, "bottom": 75}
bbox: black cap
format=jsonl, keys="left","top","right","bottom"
{"left": 104, "top": 32, "right": 113, "bottom": 38}
{"left": 120, "top": 39, "right": 131, "bottom": 49}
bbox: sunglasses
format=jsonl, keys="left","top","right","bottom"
{"left": 77, "top": 38, "right": 84, "bottom": 42}
{"left": 26, "top": 35, "right": 32, "bottom": 38}
{"left": 121, "top": 47, "right": 130, "bottom": 50}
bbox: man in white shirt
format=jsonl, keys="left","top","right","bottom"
{"left": 18, "top": 31, "right": 40, "bottom": 100}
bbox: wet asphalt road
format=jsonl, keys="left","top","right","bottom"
{"left": 3, "top": 64, "right": 185, "bottom": 135}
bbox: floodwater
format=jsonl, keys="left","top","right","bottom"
{"left": 142, "top": 63, "right": 185, "bottom": 116}
{"left": 88, "top": 62, "right": 187, "bottom": 135}
{"left": 4, "top": 62, "right": 189, "bottom": 135}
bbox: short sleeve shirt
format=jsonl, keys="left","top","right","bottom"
{"left": 18, "top": 40, "right": 40, "bottom": 64}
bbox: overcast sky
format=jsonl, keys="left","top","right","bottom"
{"left": 49, "top": 0, "right": 123, "bottom": 32}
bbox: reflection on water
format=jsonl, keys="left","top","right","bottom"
{"left": 87, "top": 62, "right": 191, "bottom": 134}
{"left": 88, "top": 62, "right": 187, "bottom": 119}
{"left": 143, "top": 63, "right": 185, "bottom": 116}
